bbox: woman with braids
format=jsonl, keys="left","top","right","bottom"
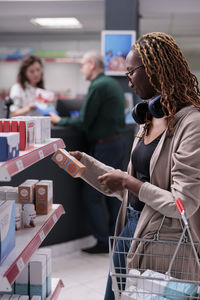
{"left": 70, "top": 32, "right": 200, "bottom": 300}
{"left": 10, "top": 54, "right": 45, "bottom": 116}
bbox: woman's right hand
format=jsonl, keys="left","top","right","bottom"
{"left": 69, "top": 151, "right": 83, "bottom": 161}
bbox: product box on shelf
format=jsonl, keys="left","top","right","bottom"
{"left": 6, "top": 187, "right": 18, "bottom": 201}
{"left": 0, "top": 186, "right": 18, "bottom": 202}
{"left": 24, "top": 180, "right": 39, "bottom": 204}
{"left": 22, "top": 204, "right": 36, "bottom": 228}
{"left": 37, "top": 248, "right": 52, "bottom": 297}
{"left": 52, "top": 148, "right": 86, "bottom": 178}
{"left": 2, "top": 120, "right": 11, "bottom": 132}
{"left": 29, "top": 254, "right": 47, "bottom": 300}
{"left": 0, "top": 119, "right": 3, "bottom": 132}
{"left": 9, "top": 295, "right": 20, "bottom": 300}
{"left": 1, "top": 295, "right": 12, "bottom": 299}
{"left": 31, "top": 296, "right": 41, "bottom": 300}
{"left": 0, "top": 200, "right": 15, "bottom": 265}
{"left": 35, "top": 180, "right": 53, "bottom": 215}
{"left": 15, "top": 203, "right": 22, "bottom": 231}
{"left": 0, "top": 132, "right": 19, "bottom": 162}
{"left": 18, "top": 182, "right": 34, "bottom": 204}
{"left": 28, "top": 116, "right": 51, "bottom": 144}
{"left": 11, "top": 117, "right": 35, "bottom": 151}
{"left": 19, "top": 119, "right": 35, "bottom": 151}
{"left": 15, "top": 264, "right": 29, "bottom": 295}
{"left": 0, "top": 119, "right": 8, "bottom": 132}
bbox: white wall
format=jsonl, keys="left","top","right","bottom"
{"left": 0, "top": 33, "right": 200, "bottom": 98}
{"left": 0, "top": 33, "right": 101, "bottom": 97}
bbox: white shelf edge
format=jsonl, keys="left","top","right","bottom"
{"left": 0, "top": 138, "right": 65, "bottom": 181}
{"left": 0, "top": 204, "right": 65, "bottom": 292}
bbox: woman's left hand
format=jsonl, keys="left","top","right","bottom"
{"left": 98, "top": 170, "right": 128, "bottom": 193}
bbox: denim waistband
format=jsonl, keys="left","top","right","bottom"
{"left": 127, "top": 204, "right": 141, "bottom": 219}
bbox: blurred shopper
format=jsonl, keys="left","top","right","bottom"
{"left": 70, "top": 32, "right": 200, "bottom": 299}
{"left": 51, "top": 50, "right": 126, "bottom": 253}
{"left": 10, "top": 54, "right": 45, "bottom": 116}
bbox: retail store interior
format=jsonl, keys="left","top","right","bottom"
{"left": 0, "top": 0, "right": 200, "bottom": 299}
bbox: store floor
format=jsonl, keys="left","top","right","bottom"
{"left": 49, "top": 236, "right": 109, "bottom": 300}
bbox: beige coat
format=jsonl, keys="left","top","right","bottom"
{"left": 80, "top": 105, "right": 200, "bottom": 280}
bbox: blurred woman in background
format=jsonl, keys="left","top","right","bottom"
{"left": 10, "top": 54, "right": 45, "bottom": 116}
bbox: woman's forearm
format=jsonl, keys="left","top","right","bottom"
{"left": 122, "top": 174, "right": 144, "bottom": 196}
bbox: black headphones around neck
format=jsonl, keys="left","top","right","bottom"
{"left": 132, "top": 94, "right": 166, "bottom": 124}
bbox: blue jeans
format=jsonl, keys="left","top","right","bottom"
{"left": 104, "top": 206, "right": 141, "bottom": 300}
{"left": 82, "top": 136, "right": 125, "bottom": 246}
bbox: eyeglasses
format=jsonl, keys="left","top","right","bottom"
{"left": 125, "top": 65, "right": 144, "bottom": 81}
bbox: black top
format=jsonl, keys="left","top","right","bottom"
{"left": 130, "top": 133, "right": 163, "bottom": 211}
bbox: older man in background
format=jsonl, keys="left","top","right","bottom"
{"left": 50, "top": 50, "right": 125, "bottom": 253}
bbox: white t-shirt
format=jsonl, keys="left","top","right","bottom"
{"left": 9, "top": 82, "right": 40, "bottom": 116}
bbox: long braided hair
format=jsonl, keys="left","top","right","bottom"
{"left": 133, "top": 32, "right": 200, "bottom": 135}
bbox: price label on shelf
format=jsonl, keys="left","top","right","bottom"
{"left": 53, "top": 214, "right": 58, "bottom": 224}
{"left": 16, "top": 160, "right": 24, "bottom": 172}
{"left": 17, "top": 257, "right": 25, "bottom": 272}
{"left": 38, "top": 150, "right": 44, "bottom": 159}
{"left": 53, "top": 143, "right": 58, "bottom": 152}
{"left": 39, "top": 230, "right": 45, "bottom": 242}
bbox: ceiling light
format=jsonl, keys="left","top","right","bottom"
{"left": 30, "top": 18, "right": 82, "bottom": 29}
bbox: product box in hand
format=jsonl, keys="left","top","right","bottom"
{"left": 35, "top": 88, "right": 55, "bottom": 103}
{"left": 35, "top": 180, "right": 53, "bottom": 214}
{"left": 35, "top": 102, "right": 58, "bottom": 116}
{"left": 0, "top": 132, "right": 19, "bottom": 162}
{"left": 137, "top": 269, "right": 198, "bottom": 299}
{"left": 52, "top": 148, "right": 86, "bottom": 178}
{"left": 29, "top": 254, "right": 47, "bottom": 300}
{"left": 0, "top": 200, "right": 15, "bottom": 265}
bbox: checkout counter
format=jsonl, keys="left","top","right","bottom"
{"left": 0, "top": 99, "right": 137, "bottom": 246}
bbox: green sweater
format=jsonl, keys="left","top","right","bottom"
{"left": 58, "top": 73, "right": 125, "bottom": 142}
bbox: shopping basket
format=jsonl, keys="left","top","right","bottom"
{"left": 109, "top": 198, "right": 200, "bottom": 299}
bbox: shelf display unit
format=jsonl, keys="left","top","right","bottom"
{"left": 0, "top": 138, "right": 66, "bottom": 299}
{"left": 0, "top": 138, "right": 65, "bottom": 181}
